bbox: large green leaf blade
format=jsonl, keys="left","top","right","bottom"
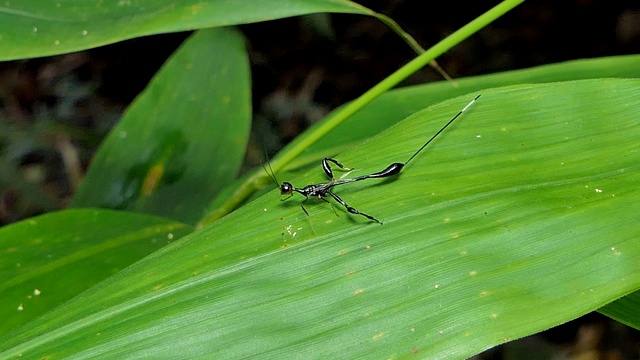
{"left": 221, "top": 55, "right": 640, "bottom": 220}
{"left": 0, "top": 209, "right": 192, "bottom": 338}
{"left": 0, "top": 0, "right": 370, "bottom": 60}
{"left": 304, "top": 54, "right": 640, "bottom": 160}
{"left": 70, "top": 27, "right": 251, "bottom": 224}
{"left": 2, "top": 79, "right": 640, "bottom": 358}
{"left": 599, "top": 290, "right": 640, "bottom": 329}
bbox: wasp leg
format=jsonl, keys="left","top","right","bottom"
{"left": 327, "top": 191, "right": 382, "bottom": 224}
{"left": 319, "top": 196, "right": 339, "bottom": 217}
{"left": 300, "top": 196, "right": 310, "bottom": 216}
{"left": 322, "top": 158, "right": 353, "bottom": 180}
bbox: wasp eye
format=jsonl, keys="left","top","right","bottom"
{"left": 280, "top": 182, "right": 293, "bottom": 195}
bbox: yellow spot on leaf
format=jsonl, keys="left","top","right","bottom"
{"left": 142, "top": 164, "right": 164, "bottom": 196}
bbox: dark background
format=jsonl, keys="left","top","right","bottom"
{"left": 1, "top": 0, "right": 639, "bottom": 357}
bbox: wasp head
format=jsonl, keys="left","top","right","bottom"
{"left": 280, "top": 182, "right": 294, "bottom": 195}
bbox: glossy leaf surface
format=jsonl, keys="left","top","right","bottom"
{"left": 0, "top": 0, "right": 367, "bottom": 60}
{"left": 70, "top": 27, "right": 251, "bottom": 224}
{"left": 0, "top": 209, "right": 191, "bottom": 337}
{"left": 2, "top": 79, "right": 639, "bottom": 358}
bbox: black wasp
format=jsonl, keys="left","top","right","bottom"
{"left": 266, "top": 95, "right": 480, "bottom": 224}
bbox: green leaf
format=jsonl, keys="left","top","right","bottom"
{"left": 599, "top": 290, "right": 640, "bottom": 329}
{"left": 2, "top": 79, "right": 639, "bottom": 358}
{"left": 0, "top": 0, "right": 369, "bottom": 61}
{"left": 0, "top": 208, "right": 192, "bottom": 338}
{"left": 70, "top": 27, "right": 251, "bottom": 224}
{"left": 306, "top": 54, "right": 640, "bottom": 160}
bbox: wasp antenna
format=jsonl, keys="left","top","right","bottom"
{"left": 262, "top": 163, "right": 280, "bottom": 188}
{"left": 262, "top": 147, "right": 281, "bottom": 188}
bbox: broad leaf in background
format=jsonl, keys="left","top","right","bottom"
{"left": 242, "top": 55, "right": 640, "bottom": 230}
{"left": 0, "top": 208, "right": 192, "bottom": 337}
{"left": 0, "top": 0, "right": 384, "bottom": 60}
{"left": 71, "top": 27, "right": 251, "bottom": 224}
{"left": 2, "top": 80, "right": 639, "bottom": 359}
{"left": 600, "top": 290, "right": 640, "bottom": 329}
{"left": 303, "top": 54, "right": 640, "bottom": 161}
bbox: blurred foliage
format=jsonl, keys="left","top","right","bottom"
{"left": 1, "top": 0, "right": 639, "bottom": 359}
